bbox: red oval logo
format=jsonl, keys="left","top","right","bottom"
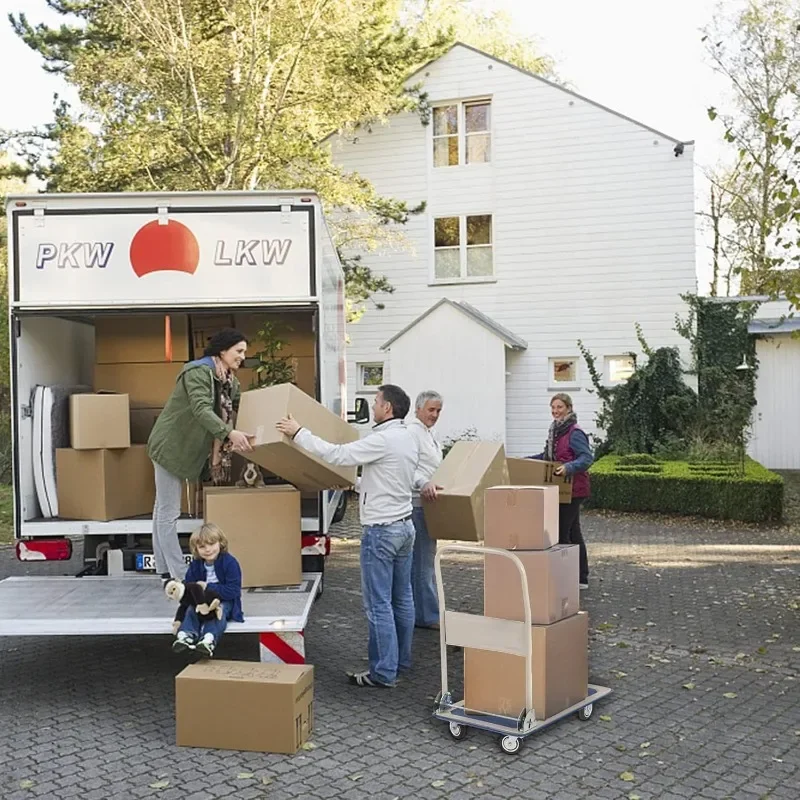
{"left": 129, "top": 220, "right": 200, "bottom": 277}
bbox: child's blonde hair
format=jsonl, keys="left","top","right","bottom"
{"left": 189, "top": 522, "right": 229, "bottom": 558}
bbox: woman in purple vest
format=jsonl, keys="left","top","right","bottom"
{"left": 529, "top": 393, "right": 593, "bottom": 589}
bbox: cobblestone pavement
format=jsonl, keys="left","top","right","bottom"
{"left": 0, "top": 504, "right": 798, "bottom": 800}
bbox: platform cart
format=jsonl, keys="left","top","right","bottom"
{"left": 432, "top": 544, "right": 612, "bottom": 754}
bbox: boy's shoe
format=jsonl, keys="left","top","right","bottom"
{"left": 195, "top": 635, "right": 215, "bottom": 659}
{"left": 172, "top": 632, "right": 195, "bottom": 654}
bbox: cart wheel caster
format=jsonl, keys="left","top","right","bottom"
{"left": 500, "top": 735, "right": 521, "bottom": 754}
{"left": 448, "top": 722, "right": 467, "bottom": 740}
{"left": 577, "top": 703, "right": 593, "bottom": 721}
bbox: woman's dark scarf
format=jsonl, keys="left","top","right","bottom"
{"left": 544, "top": 412, "right": 578, "bottom": 461}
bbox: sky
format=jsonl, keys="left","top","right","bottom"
{"left": 0, "top": 0, "right": 734, "bottom": 290}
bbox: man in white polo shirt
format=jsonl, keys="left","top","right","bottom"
{"left": 276, "top": 384, "right": 418, "bottom": 688}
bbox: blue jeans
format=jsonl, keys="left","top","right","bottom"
{"left": 360, "top": 518, "right": 416, "bottom": 685}
{"left": 411, "top": 507, "right": 439, "bottom": 627}
{"left": 178, "top": 600, "right": 232, "bottom": 644}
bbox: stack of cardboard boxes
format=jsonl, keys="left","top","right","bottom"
{"left": 463, "top": 484, "right": 588, "bottom": 721}
{"left": 56, "top": 392, "right": 156, "bottom": 520}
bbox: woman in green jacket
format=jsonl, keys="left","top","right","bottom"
{"left": 147, "top": 329, "right": 253, "bottom": 581}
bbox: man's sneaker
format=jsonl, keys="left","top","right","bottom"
{"left": 195, "top": 635, "right": 215, "bottom": 658}
{"left": 172, "top": 633, "right": 195, "bottom": 654}
{"left": 347, "top": 670, "right": 394, "bottom": 688}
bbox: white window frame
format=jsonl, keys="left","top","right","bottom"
{"left": 549, "top": 357, "right": 581, "bottom": 390}
{"left": 431, "top": 98, "right": 492, "bottom": 168}
{"left": 356, "top": 362, "right": 384, "bottom": 393}
{"left": 431, "top": 213, "right": 495, "bottom": 285}
{"left": 604, "top": 354, "right": 636, "bottom": 385}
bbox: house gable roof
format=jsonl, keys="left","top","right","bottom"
{"left": 380, "top": 298, "right": 528, "bottom": 351}
{"left": 407, "top": 42, "right": 691, "bottom": 146}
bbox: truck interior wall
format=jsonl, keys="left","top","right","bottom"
{"left": 15, "top": 309, "right": 319, "bottom": 526}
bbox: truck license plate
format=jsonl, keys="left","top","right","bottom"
{"left": 136, "top": 553, "right": 192, "bottom": 571}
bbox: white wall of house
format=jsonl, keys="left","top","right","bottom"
{"left": 331, "top": 44, "right": 696, "bottom": 455}
{"left": 383, "top": 301, "right": 509, "bottom": 443}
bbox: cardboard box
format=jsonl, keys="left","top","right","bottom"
{"left": 483, "top": 485, "right": 559, "bottom": 550}
{"left": 204, "top": 486, "right": 302, "bottom": 587}
{"left": 56, "top": 445, "right": 155, "bottom": 521}
{"left": 94, "top": 314, "right": 189, "bottom": 363}
{"left": 70, "top": 393, "right": 131, "bottom": 449}
{"left": 94, "top": 362, "right": 184, "bottom": 408}
{"left": 235, "top": 313, "right": 316, "bottom": 359}
{"left": 423, "top": 441, "right": 509, "bottom": 541}
{"left": 484, "top": 545, "right": 579, "bottom": 624}
{"left": 130, "top": 408, "right": 161, "bottom": 444}
{"left": 236, "top": 383, "right": 359, "bottom": 491}
{"left": 238, "top": 355, "right": 316, "bottom": 397}
{"left": 190, "top": 313, "right": 237, "bottom": 356}
{"left": 176, "top": 661, "right": 313, "bottom": 754}
{"left": 507, "top": 458, "right": 573, "bottom": 504}
{"left": 464, "top": 612, "right": 588, "bottom": 721}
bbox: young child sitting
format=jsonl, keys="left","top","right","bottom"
{"left": 172, "top": 523, "right": 244, "bottom": 658}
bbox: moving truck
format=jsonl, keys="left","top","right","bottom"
{"left": 0, "top": 190, "right": 367, "bottom": 649}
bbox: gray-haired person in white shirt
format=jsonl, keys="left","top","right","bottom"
{"left": 408, "top": 390, "right": 444, "bottom": 629}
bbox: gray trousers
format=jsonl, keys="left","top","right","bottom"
{"left": 152, "top": 461, "right": 188, "bottom": 579}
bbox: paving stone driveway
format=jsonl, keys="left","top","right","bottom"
{"left": 0, "top": 505, "right": 798, "bottom": 800}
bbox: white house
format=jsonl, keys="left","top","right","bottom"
{"left": 329, "top": 43, "right": 696, "bottom": 454}
{"left": 745, "top": 298, "right": 800, "bottom": 469}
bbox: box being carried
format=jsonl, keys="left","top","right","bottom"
{"left": 423, "top": 441, "right": 509, "bottom": 542}
{"left": 176, "top": 661, "right": 314, "bottom": 754}
{"left": 236, "top": 383, "right": 359, "bottom": 491}
{"left": 507, "top": 457, "right": 573, "bottom": 504}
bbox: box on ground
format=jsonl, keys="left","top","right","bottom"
{"left": 464, "top": 611, "right": 588, "bottom": 720}
{"left": 204, "top": 486, "right": 302, "bottom": 587}
{"left": 236, "top": 383, "right": 358, "bottom": 491}
{"left": 484, "top": 545, "right": 579, "bottom": 624}
{"left": 70, "top": 393, "right": 131, "bottom": 449}
{"left": 176, "top": 661, "right": 313, "bottom": 754}
{"left": 484, "top": 485, "right": 559, "bottom": 550}
{"left": 423, "top": 441, "right": 509, "bottom": 542}
{"left": 94, "top": 362, "right": 184, "bottom": 408}
{"left": 56, "top": 445, "right": 154, "bottom": 520}
{"left": 130, "top": 408, "right": 161, "bottom": 444}
{"left": 507, "top": 458, "right": 573, "bottom": 504}
{"left": 94, "top": 314, "right": 189, "bottom": 364}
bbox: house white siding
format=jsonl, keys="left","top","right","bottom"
{"left": 330, "top": 44, "right": 696, "bottom": 454}
{"left": 383, "top": 302, "right": 508, "bottom": 443}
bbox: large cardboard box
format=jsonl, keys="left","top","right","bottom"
{"left": 94, "top": 362, "right": 184, "bottom": 408}
{"left": 130, "top": 408, "right": 161, "bottom": 444}
{"left": 70, "top": 393, "right": 131, "bottom": 450}
{"left": 483, "top": 485, "right": 559, "bottom": 550}
{"left": 94, "top": 314, "right": 189, "bottom": 364}
{"left": 176, "top": 661, "right": 314, "bottom": 754}
{"left": 204, "top": 486, "right": 302, "bottom": 587}
{"left": 56, "top": 445, "right": 155, "bottom": 521}
{"left": 484, "top": 545, "right": 579, "bottom": 624}
{"left": 507, "top": 458, "right": 573, "bottom": 504}
{"left": 423, "top": 441, "right": 509, "bottom": 541}
{"left": 236, "top": 383, "right": 359, "bottom": 491}
{"left": 464, "top": 612, "right": 588, "bottom": 720}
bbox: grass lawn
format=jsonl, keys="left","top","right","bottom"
{"left": 0, "top": 484, "right": 13, "bottom": 545}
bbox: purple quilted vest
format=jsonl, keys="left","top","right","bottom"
{"left": 555, "top": 424, "right": 590, "bottom": 498}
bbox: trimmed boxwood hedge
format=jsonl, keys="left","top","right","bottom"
{"left": 588, "top": 455, "right": 783, "bottom": 522}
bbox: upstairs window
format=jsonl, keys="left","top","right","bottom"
{"left": 433, "top": 100, "right": 492, "bottom": 167}
{"left": 434, "top": 214, "right": 494, "bottom": 281}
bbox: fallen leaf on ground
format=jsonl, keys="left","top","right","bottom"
{"left": 262, "top": 777, "right": 273, "bottom": 785}
{"left": 615, "top": 744, "right": 627, "bottom": 752}
{"left": 149, "top": 781, "right": 170, "bottom": 790}
{"left": 301, "top": 742, "right": 316, "bottom": 750}
{"left": 349, "top": 774, "right": 363, "bottom": 781}
{"left": 620, "top": 771, "right": 635, "bottom": 782}
{"left": 629, "top": 794, "right": 642, "bottom": 800}
{"left": 599, "top": 715, "right": 612, "bottom": 722}
{"left": 640, "top": 742, "right": 651, "bottom": 749}
{"left": 237, "top": 772, "right": 254, "bottom": 779}
{"left": 431, "top": 780, "right": 445, "bottom": 788}
{"left": 722, "top": 692, "right": 738, "bottom": 699}
{"left": 19, "top": 780, "right": 35, "bottom": 790}
{"left": 612, "top": 670, "right": 628, "bottom": 678}
{"left": 683, "top": 683, "right": 696, "bottom": 690}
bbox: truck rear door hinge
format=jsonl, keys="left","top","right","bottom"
{"left": 20, "top": 404, "right": 32, "bottom": 420}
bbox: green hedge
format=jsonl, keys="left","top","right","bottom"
{"left": 588, "top": 455, "right": 783, "bottom": 522}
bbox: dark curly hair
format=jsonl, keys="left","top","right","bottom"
{"left": 203, "top": 328, "right": 248, "bottom": 357}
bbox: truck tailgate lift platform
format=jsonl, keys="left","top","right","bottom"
{"left": 0, "top": 573, "right": 320, "bottom": 663}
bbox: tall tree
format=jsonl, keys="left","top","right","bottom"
{"left": 703, "top": 0, "right": 800, "bottom": 299}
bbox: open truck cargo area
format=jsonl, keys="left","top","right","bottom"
{"left": 3, "top": 191, "right": 354, "bottom": 650}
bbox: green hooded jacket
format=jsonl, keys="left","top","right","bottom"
{"left": 147, "top": 357, "right": 241, "bottom": 480}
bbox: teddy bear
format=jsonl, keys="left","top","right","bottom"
{"left": 164, "top": 579, "right": 223, "bottom": 634}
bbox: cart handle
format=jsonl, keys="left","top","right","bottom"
{"left": 434, "top": 544, "right": 533, "bottom": 722}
